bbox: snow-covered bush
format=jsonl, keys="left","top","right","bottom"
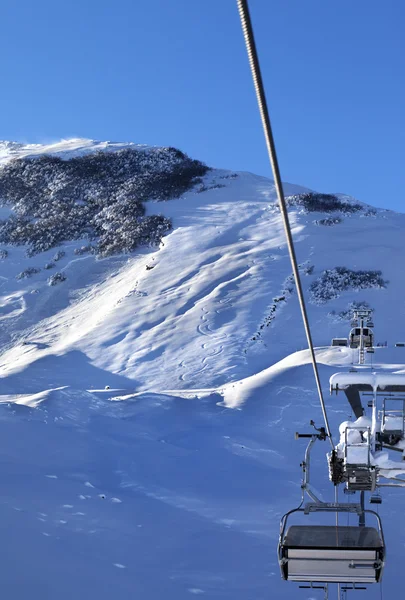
{"left": 251, "top": 263, "right": 312, "bottom": 341}
{"left": 329, "top": 301, "right": 373, "bottom": 321}
{"left": 48, "top": 272, "right": 66, "bottom": 286}
{"left": 219, "top": 173, "right": 238, "bottom": 180}
{"left": 44, "top": 262, "right": 55, "bottom": 270}
{"left": 16, "top": 267, "right": 40, "bottom": 280}
{"left": 74, "top": 245, "right": 94, "bottom": 255}
{"left": 286, "top": 193, "right": 362, "bottom": 214}
{"left": 196, "top": 182, "right": 225, "bottom": 193}
{"left": 95, "top": 214, "right": 172, "bottom": 257}
{"left": 310, "top": 267, "right": 387, "bottom": 304}
{"left": 303, "top": 264, "right": 314, "bottom": 275}
{"left": 362, "top": 208, "right": 377, "bottom": 217}
{"left": 0, "top": 249, "right": 8, "bottom": 258}
{"left": 0, "top": 147, "right": 208, "bottom": 257}
{"left": 315, "top": 216, "right": 343, "bottom": 226}
{"left": 53, "top": 250, "right": 65, "bottom": 261}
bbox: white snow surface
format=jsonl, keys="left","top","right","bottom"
{"left": 346, "top": 446, "right": 370, "bottom": 464}
{"left": 382, "top": 416, "right": 404, "bottom": 431}
{"left": 1, "top": 139, "right": 405, "bottom": 598}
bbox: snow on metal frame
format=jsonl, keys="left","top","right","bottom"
{"left": 330, "top": 371, "right": 405, "bottom": 391}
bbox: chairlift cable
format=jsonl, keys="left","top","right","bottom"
{"left": 236, "top": 0, "right": 333, "bottom": 447}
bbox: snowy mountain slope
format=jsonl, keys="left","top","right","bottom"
{"left": 0, "top": 139, "right": 405, "bottom": 599}
{"left": 0, "top": 160, "right": 403, "bottom": 391}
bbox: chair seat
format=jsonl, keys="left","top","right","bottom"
{"left": 283, "top": 525, "right": 382, "bottom": 549}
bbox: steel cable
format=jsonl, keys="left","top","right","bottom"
{"left": 237, "top": 0, "right": 333, "bottom": 447}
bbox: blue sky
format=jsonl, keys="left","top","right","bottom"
{"left": 0, "top": 0, "right": 403, "bottom": 210}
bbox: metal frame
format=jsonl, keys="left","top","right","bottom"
{"left": 299, "top": 583, "right": 330, "bottom": 600}
{"left": 300, "top": 435, "right": 322, "bottom": 503}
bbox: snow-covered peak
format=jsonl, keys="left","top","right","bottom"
{"left": 0, "top": 137, "right": 151, "bottom": 164}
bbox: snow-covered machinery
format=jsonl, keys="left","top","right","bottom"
{"left": 329, "top": 422, "right": 377, "bottom": 491}
{"left": 329, "top": 372, "right": 405, "bottom": 490}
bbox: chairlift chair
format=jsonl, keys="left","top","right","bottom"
{"left": 365, "top": 329, "right": 374, "bottom": 348}
{"left": 349, "top": 328, "right": 374, "bottom": 349}
{"left": 332, "top": 338, "right": 349, "bottom": 347}
{"left": 379, "top": 397, "right": 405, "bottom": 445}
{"left": 344, "top": 426, "right": 377, "bottom": 491}
{"left": 278, "top": 507, "right": 385, "bottom": 584}
{"left": 349, "top": 328, "right": 361, "bottom": 348}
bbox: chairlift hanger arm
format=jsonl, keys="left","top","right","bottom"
{"left": 295, "top": 424, "right": 329, "bottom": 503}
